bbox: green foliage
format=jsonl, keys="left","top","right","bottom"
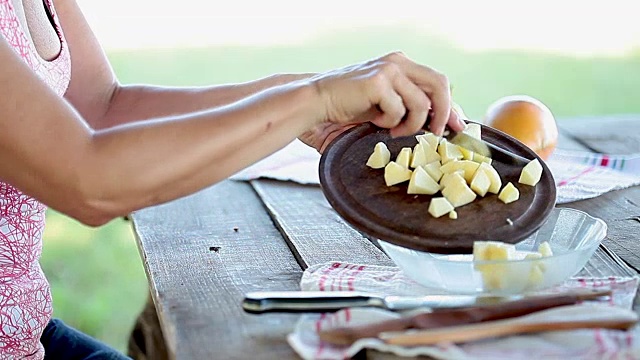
{"left": 41, "top": 25, "right": 639, "bottom": 352}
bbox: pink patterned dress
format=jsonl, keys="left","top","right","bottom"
{"left": 0, "top": 0, "right": 71, "bottom": 358}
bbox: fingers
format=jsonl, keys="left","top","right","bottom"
{"left": 388, "top": 74, "right": 430, "bottom": 138}
{"left": 380, "top": 52, "right": 452, "bottom": 136}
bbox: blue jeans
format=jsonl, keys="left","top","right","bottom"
{"left": 41, "top": 319, "right": 131, "bottom": 360}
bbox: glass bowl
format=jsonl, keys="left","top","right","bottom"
{"left": 378, "top": 208, "right": 607, "bottom": 295}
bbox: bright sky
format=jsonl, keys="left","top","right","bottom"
{"left": 78, "top": 0, "right": 640, "bottom": 56}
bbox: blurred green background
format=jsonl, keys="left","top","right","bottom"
{"left": 41, "top": 26, "right": 640, "bottom": 352}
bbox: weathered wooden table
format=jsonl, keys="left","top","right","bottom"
{"left": 131, "top": 115, "right": 640, "bottom": 360}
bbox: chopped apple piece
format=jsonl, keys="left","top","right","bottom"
{"left": 423, "top": 161, "right": 443, "bottom": 182}
{"left": 519, "top": 158, "right": 543, "bottom": 186}
{"left": 457, "top": 145, "right": 474, "bottom": 161}
{"left": 438, "top": 139, "right": 464, "bottom": 164}
{"left": 473, "top": 241, "right": 516, "bottom": 291}
{"left": 472, "top": 153, "right": 492, "bottom": 164}
{"left": 418, "top": 138, "right": 442, "bottom": 163}
{"left": 538, "top": 241, "right": 553, "bottom": 257}
{"left": 498, "top": 182, "right": 520, "bottom": 204}
{"left": 527, "top": 263, "right": 545, "bottom": 288}
{"left": 463, "top": 123, "right": 482, "bottom": 140}
{"left": 473, "top": 241, "right": 516, "bottom": 261}
{"left": 416, "top": 132, "right": 440, "bottom": 152}
{"left": 366, "top": 142, "right": 391, "bottom": 169}
{"left": 441, "top": 178, "right": 477, "bottom": 207}
{"left": 396, "top": 147, "right": 412, "bottom": 169}
{"left": 449, "top": 210, "right": 458, "bottom": 219}
{"left": 440, "top": 160, "right": 480, "bottom": 183}
{"left": 384, "top": 161, "right": 412, "bottom": 186}
{"left": 407, "top": 166, "right": 440, "bottom": 195}
{"left": 439, "top": 171, "right": 466, "bottom": 190}
{"left": 525, "top": 252, "right": 543, "bottom": 260}
{"left": 478, "top": 162, "right": 502, "bottom": 194}
{"left": 428, "top": 197, "right": 454, "bottom": 218}
{"left": 470, "top": 168, "right": 491, "bottom": 197}
{"left": 410, "top": 143, "right": 429, "bottom": 168}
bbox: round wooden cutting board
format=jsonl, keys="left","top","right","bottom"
{"left": 319, "top": 123, "right": 556, "bottom": 254}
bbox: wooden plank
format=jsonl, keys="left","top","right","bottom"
{"left": 558, "top": 114, "right": 640, "bottom": 154}
{"left": 559, "top": 186, "right": 640, "bottom": 272}
{"left": 131, "top": 181, "right": 304, "bottom": 360}
{"left": 251, "top": 179, "right": 395, "bottom": 269}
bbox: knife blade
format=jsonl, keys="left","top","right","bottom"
{"left": 318, "top": 289, "right": 612, "bottom": 345}
{"left": 242, "top": 291, "right": 516, "bottom": 314}
{"left": 444, "top": 128, "right": 531, "bottom": 166}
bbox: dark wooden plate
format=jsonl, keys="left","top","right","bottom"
{"left": 319, "top": 122, "right": 556, "bottom": 254}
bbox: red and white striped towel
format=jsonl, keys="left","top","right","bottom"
{"left": 231, "top": 140, "right": 640, "bottom": 204}
{"left": 288, "top": 261, "right": 640, "bottom": 360}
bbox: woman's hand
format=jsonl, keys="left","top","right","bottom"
{"left": 299, "top": 52, "right": 465, "bottom": 153}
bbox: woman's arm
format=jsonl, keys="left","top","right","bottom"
{"left": 56, "top": 0, "right": 311, "bottom": 129}
{"left": 0, "top": 34, "right": 320, "bottom": 226}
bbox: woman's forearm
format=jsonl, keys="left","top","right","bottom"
{"left": 96, "top": 73, "right": 314, "bottom": 129}
{"left": 77, "top": 81, "right": 320, "bottom": 225}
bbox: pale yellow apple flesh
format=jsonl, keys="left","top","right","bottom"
{"left": 470, "top": 167, "right": 491, "bottom": 197}
{"left": 423, "top": 161, "right": 443, "bottom": 182}
{"left": 428, "top": 197, "right": 454, "bottom": 218}
{"left": 396, "top": 147, "right": 412, "bottom": 169}
{"left": 498, "top": 182, "right": 520, "bottom": 204}
{"left": 478, "top": 162, "right": 502, "bottom": 194}
{"left": 437, "top": 139, "right": 463, "bottom": 164}
{"left": 407, "top": 166, "right": 440, "bottom": 195}
{"left": 463, "top": 123, "right": 482, "bottom": 140}
{"left": 519, "top": 158, "right": 543, "bottom": 186}
{"left": 440, "top": 160, "right": 480, "bottom": 183}
{"left": 448, "top": 210, "right": 458, "bottom": 219}
{"left": 366, "top": 142, "right": 391, "bottom": 169}
{"left": 384, "top": 161, "right": 412, "bottom": 186}
{"left": 410, "top": 143, "right": 429, "bottom": 168}
{"left": 441, "top": 178, "right": 477, "bottom": 207}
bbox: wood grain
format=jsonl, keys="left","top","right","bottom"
{"left": 251, "top": 179, "right": 395, "bottom": 269}
{"left": 131, "top": 181, "right": 303, "bottom": 360}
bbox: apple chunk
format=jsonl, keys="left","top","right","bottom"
{"left": 470, "top": 168, "right": 491, "bottom": 197}
{"left": 478, "top": 162, "right": 502, "bottom": 194}
{"left": 407, "top": 166, "right": 440, "bottom": 195}
{"left": 441, "top": 178, "right": 477, "bottom": 207}
{"left": 366, "top": 142, "right": 391, "bottom": 169}
{"left": 428, "top": 197, "right": 454, "bottom": 218}
{"left": 463, "top": 123, "right": 482, "bottom": 140}
{"left": 384, "top": 161, "right": 412, "bottom": 186}
{"left": 519, "top": 158, "right": 543, "bottom": 186}
{"left": 440, "top": 160, "right": 480, "bottom": 183}
{"left": 498, "top": 182, "right": 520, "bottom": 204}
{"left": 437, "top": 139, "right": 463, "bottom": 164}
{"left": 396, "top": 147, "right": 412, "bottom": 169}
{"left": 423, "top": 161, "right": 443, "bottom": 182}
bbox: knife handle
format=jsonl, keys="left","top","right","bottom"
{"left": 242, "top": 291, "right": 380, "bottom": 314}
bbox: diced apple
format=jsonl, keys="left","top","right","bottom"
{"left": 457, "top": 145, "right": 474, "bottom": 161}
{"left": 396, "top": 147, "right": 412, "bottom": 169}
{"left": 410, "top": 143, "right": 429, "bottom": 168}
{"left": 498, "top": 182, "right": 520, "bottom": 204}
{"left": 538, "top": 241, "right": 553, "bottom": 257}
{"left": 473, "top": 241, "right": 516, "bottom": 291}
{"left": 440, "top": 171, "right": 466, "bottom": 190}
{"left": 407, "top": 166, "right": 440, "bottom": 195}
{"left": 416, "top": 132, "right": 440, "bottom": 152}
{"left": 472, "top": 152, "right": 492, "bottom": 164}
{"left": 423, "top": 161, "right": 443, "bottom": 182}
{"left": 428, "top": 197, "right": 454, "bottom": 218}
{"left": 438, "top": 139, "right": 464, "bottom": 164}
{"left": 478, "top": 162, "right": 502, "bottom": 194}
{"left": 366, "top": 142, "right": 391, "bottom": 169}
{"left": 441, "top": 178, "right": 477, "bottom": 207}
{"left": 470, "top": 168, "right": 491, "bottom": 197}
{"left": 524, "top": 252, "right": 543, "bottom": 260}
{"left": 449, "top": 210, "right": 458, "bottom": 220}
{"left": 384, "top": 161, "right": 412, "bottom": 186}
{"left": 418, "top": 138, "right": 442, "bottom": 164}
{"left": 527, "top": 263, "right": 545, "bottom": 288}
{"left": 473, "top": 241, "right": 516, "bottom": 261}
{"left": 440, "top": 160, "right": 480, "bottom": 183}
{"left": 463, "top": 123, "right": 482, "bottom": 140}
{"left": 519, "top": 158, "right": 543, "bottom": 186}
